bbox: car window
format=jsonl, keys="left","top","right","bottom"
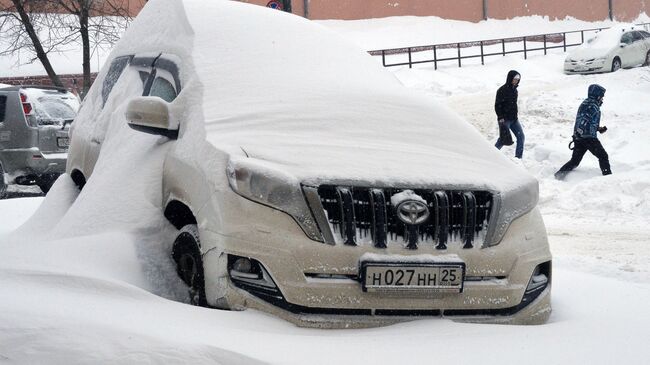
{"left": 34, "top": 98, "right": 77, "bottom": 124}
{"left": 621, "top": 32, "right": 634, "bottom": 44}
{"left": 0, "top": 95, "right": 6, "bottom": 121}
{"left": 631, "top": 31, "right": 644, "bottom": 42}
{"left": 149, "top": 76, "right": 177, "bottom": 102}
{"left": 139, "top": 71, "right": 150, "bottom": 86}
{"left": 22, "top": 88, "right": 80, "bottom": 126}
{"left": 102, "top": 55, "right": 133, "bottom": 107}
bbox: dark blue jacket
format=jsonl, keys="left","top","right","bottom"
{"left": 574, "top": 84, "right": 606, "bottom": 139}
{"left": 494, "top": 70, "right": 520, "bottom": 121}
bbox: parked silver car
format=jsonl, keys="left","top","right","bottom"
{"left": 0, "top": 85, "right": 78, "bottom": 197}
{"left": 66, "top": 0, "right": 551, "bottom": 328}
{"left": 564, "top": 25, "right": 650, "bottom": 74}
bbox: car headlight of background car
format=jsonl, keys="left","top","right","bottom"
{"left": 227, "top": 158, "right": 322, "bottom": 242}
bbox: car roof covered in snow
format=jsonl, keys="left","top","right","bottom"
{"left": 101, "top": 0, "right": 536, "bottom": 193}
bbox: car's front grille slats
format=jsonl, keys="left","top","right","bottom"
{"left": 336, "top": 187, "right": 357, "bottom": 245}
{"left": 462, "top": 191, "right": 477, "bottom": 249}
{"left": 369, "top": 189, "right": 387, "bottom": 248}
{"left": 433, "top": 190, "right": 449, "bottom": 249}
{"left": 316, "top": 185, "right": 493, "bottom": 250}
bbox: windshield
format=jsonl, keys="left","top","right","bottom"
{"left": 583, "top": 29, "right": 621, "bottom": 50}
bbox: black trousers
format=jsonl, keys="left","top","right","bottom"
{"left": 558, "top": 138, "right": 611, "bottom": 175}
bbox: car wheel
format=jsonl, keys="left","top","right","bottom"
{"left": 36, "top": 173, "right": 59, "bottom": 194}
{"left": 172, "top": 224, "right": 208, "bottom": 306}
{"left": 0, "top": 164, "right": 7, "bottom": 199}
{"left": 644, "top": 51, "right": 650, "bottom": 66}
{"left": 611, "top": 57, "right": 621, "bottom": 72}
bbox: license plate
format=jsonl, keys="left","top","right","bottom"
{"left": 57, "top": 137, "right": 69, "bottom": 148}
{"left": 361, "top": 262, "right": 465, "bottom": 293}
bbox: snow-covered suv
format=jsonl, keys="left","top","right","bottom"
{"left": 0, "top": 85, "right": 78, "bottom": 197}
{"left": 66, "top": 0, "right": 551, "bottom": 327}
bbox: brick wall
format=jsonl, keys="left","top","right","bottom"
{"left": 2, "top": 0, "right": 648, "bottom": 21}
{"left": 0, "top": 73, "right": 97, "bottom": 95}
{"left": 238, "top": 0, "right": 649, "bottom": 21}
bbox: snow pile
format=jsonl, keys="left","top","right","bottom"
{"left": 317, "top": 14, "right": 650, "bottom": 50}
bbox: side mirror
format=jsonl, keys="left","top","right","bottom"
{"left": 125, "top": 96, "right": 178, "bottom": 139}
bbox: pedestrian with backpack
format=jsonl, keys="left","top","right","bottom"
{"left": 554, "top": 84, "right": 611, "bottom": 180}
{"left": 494, "top": 70, "right": 524, "bottom": 158}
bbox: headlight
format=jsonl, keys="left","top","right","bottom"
{"left": 484, "top": 179, "right": 539, "bottom": 246}
{"left": 227, "top": 157, "right": 323, "bottom": 242}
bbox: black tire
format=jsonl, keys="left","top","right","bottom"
{"left": 171, "top": 224, "right": 207, "bottom": 306}
{"left": 611, "top": 57, "right": 621, "bottom": 72}
{"left": 0, "top": 163, "right": 7, "bottom": 199}
{"left": 36, "top": 173, "right": 59, "bottom": 194}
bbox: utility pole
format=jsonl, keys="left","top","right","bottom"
{"left": 304, "top": 0, "right": 309, "bottom": 18}
{"left": 609, "top": 0, "right": 613, "bottom": 20}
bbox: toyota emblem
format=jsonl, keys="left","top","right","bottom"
{"left": 396, "top": 200, "right": 430, "bottom": 225}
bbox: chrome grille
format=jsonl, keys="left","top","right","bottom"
{"left": 315, "top": 185, "right": 493, "bottom": 249}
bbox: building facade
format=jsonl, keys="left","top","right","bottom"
{"left": 241, "top": 0, "right": 649, "bottom": 22}
{"left": 1, "top": 0, "right": 647, "bottom": 22}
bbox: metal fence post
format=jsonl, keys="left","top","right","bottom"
{"left": 563, "top": 32, "right": 567, "bottom": 52}
{"left": 581, "top": 30, "right": 584, "bottom": 44}
{"left": 502, "top": 39, "right": 505, "bottom": 56}
{"left": 382, "top": 50, "right": 386, "bottom": 67}
{"left": 543, "top": 34, "right": 547, "bottom": 55}
{"left": 433, "top": 45, "right": 438, "bottom": 70}
{"left": 523, "top": 37, "right": 527, "bottom": 59}
{"left": 480, "top": 41, "right": 484, "bottom": 65}
{"left": 457, "top": 43, "right": 462, "bottom": 67}
{"left": 408, "top": 47, "right": 412, "bottom": 69}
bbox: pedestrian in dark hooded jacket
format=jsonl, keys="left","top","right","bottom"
{"left": 494, "top": 70, "right": 525, "bottom": 159}
{"left": 554, "top": 84, "right": 611, "bottom": 180}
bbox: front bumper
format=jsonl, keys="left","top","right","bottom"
{"left": 198, "top": 191, "right": 552, "bottom": 328}
{"left": 564, "top": 60, "right": 608, "bottom": 74}
{"left": 0, "top": 148, "right": 67, "bottom": 182}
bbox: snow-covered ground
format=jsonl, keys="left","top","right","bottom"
{"left": 2, "top": 11, "right": 650, "bottom": 365}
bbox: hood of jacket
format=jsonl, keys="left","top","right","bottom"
{"left": 588, "top": 84, "right": 606, "bottom": 99}
{"left": 505, "top": 70, "right": 520, "bottom": 88}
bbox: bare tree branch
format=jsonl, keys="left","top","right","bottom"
{"left": 0, "top": 0, "right": 139, "bottom": 96}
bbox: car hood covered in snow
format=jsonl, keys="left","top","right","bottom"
{"left": 111, "top": 0, "right": 536, "bottom": 193}
{"left": 566, "top": 46, "right": 614, "bottom": 60}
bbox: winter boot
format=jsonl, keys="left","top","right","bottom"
{"left": 554, "top": 171, "right": 568, "bottom": 181}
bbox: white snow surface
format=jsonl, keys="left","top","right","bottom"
{"left": 2, "top": 2, "right": 650, "bottom": 364}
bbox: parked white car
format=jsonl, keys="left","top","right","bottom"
{"left": 564, "top": 25, "right": 650, "bottom": 74}
{"left": 66, "top": 0, "right": 551, "bottom": 328}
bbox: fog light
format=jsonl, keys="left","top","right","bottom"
{"left": 526, "top": 267, "right": 549, "bottom": 293}
{"left": 232, "top": 257, "right": 252, "bottom": 273}
{"left": 228, "top": 255, "right": 277, "bottom": 288}
{"left": 521, "top": 261, "right": 551, "bottom": 308}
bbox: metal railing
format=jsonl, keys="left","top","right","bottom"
{"left": 368, "top": 23, "right": 650, "bottom": 69}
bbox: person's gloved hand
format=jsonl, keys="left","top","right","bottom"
{"left": 498, "top": 118, "right": 505, "bottom": 124}
{"left": 598, "top": 126, "right": 608, "bottom": 134}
